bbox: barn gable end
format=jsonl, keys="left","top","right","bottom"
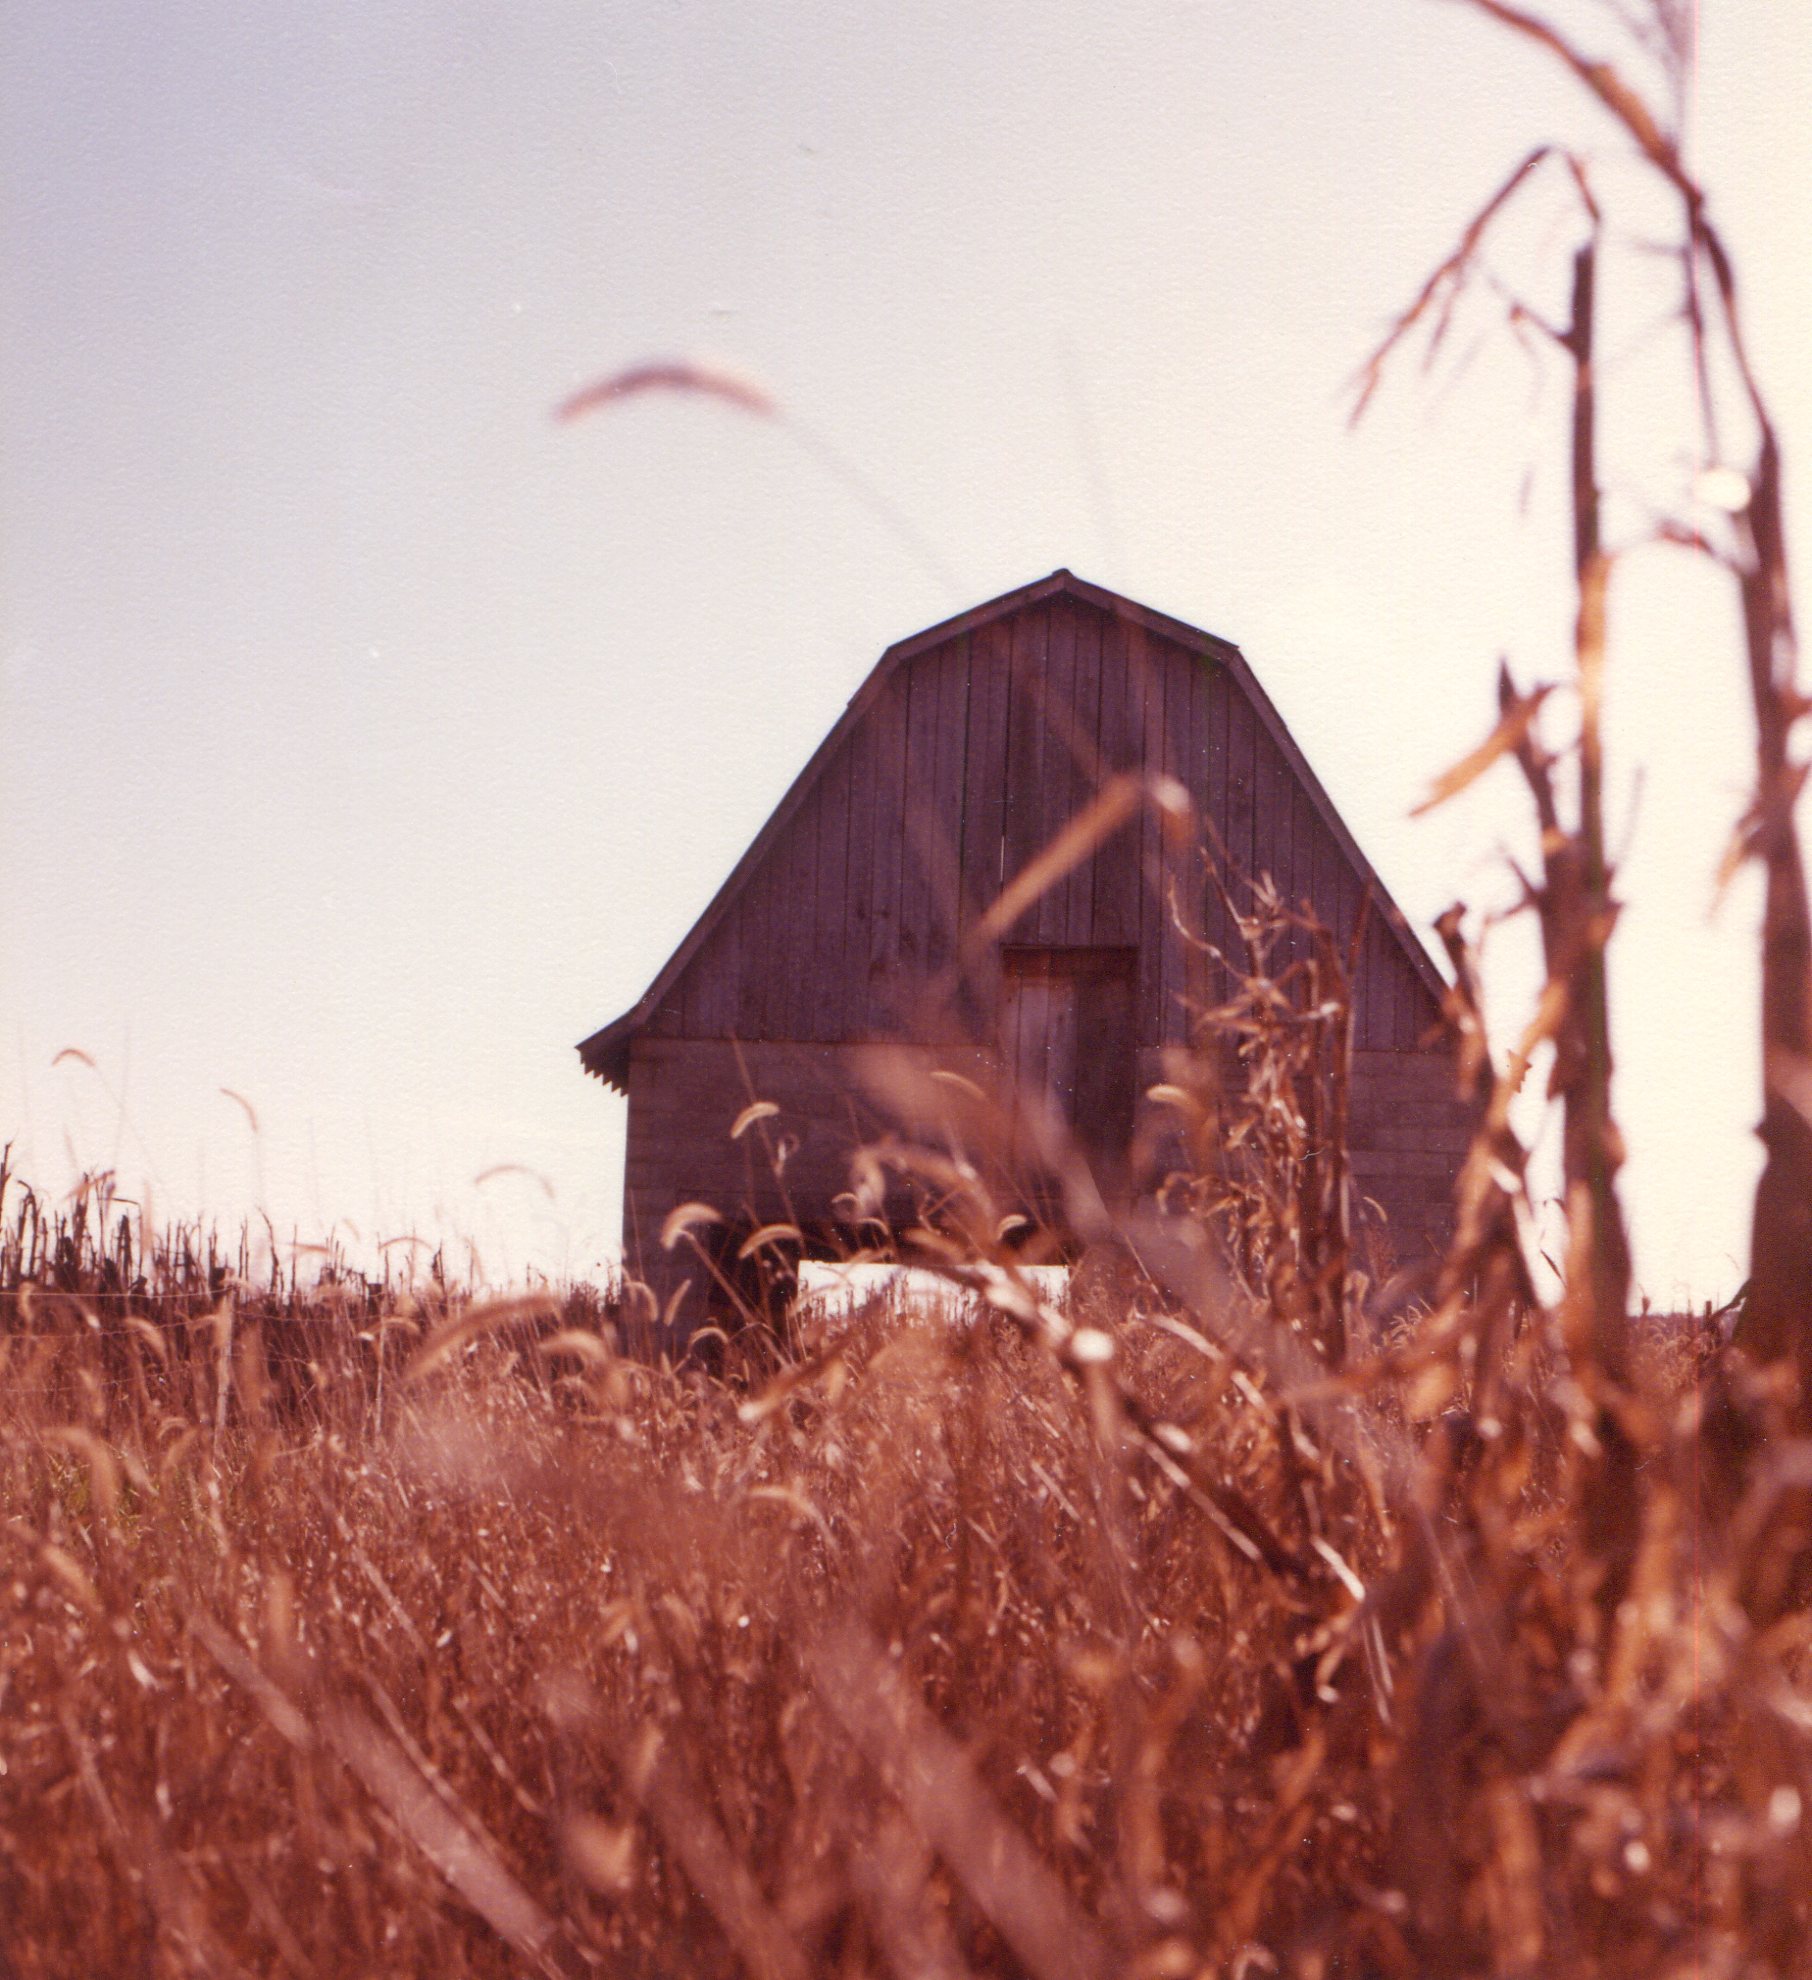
{"left": 581, "top": 570, "right": 1445, "bottom": 1082}
{"left": 581, "top": 571, "right": 1469, "bottom": 1318}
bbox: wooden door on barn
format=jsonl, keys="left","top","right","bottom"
{"left": 1001, "top": 946, "right": 1137, "bottom": 1190}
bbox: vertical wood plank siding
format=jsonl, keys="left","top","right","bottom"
{"left": 841, "top": 667, "right": 879, "bottom": 1033}
{"left": 899, "top": 639, "right": 941, "bottom": 980}
{"left": 957, "top": 616, "right": 1013, "bottom": 1030}
{"left": 1090, "top": 613, "right": 1141, "bottom": 950}
{"left": 1058, "top": 603, "right": 1096, "bottom": 944}
{"left": 1201, "top": 654, "right": 1234, "bottom": 1002}
{"left": 1223, "top": 675, "right": 1258, "bottom": 925}
{"left": 810, "top": 719, "right": 853, "bottom": 1040}
{"left": 1156, "top": 627, "right": 1192, "bottom": 1045}
{"left": 865, "top": 666, "right": 912, "bottom": 1021}
{"left": 650, "top": 593, "right": 1442, "bottom": 1055}
{"left": 925, "top": 632, "right": 970, "bottom": 980}
{"left": 1002, "top": 603, "right": 1048, "bottom": 900}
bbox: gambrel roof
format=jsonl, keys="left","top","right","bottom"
{"left": 580, "top": 570, "right": 1448, "bottom": 1092}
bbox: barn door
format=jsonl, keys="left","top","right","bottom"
{"left": 1001, "top": 947, "right": 1137, "bottom": 1181}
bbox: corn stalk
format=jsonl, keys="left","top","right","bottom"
{"left": 1454, "top": 0, "right": 1811, "bottom": 1388}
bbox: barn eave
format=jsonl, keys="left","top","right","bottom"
{"left": 578, "top": 1014, "right": 637, "bottom": 1092}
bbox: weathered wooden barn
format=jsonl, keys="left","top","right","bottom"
{"left": 581, "top": 571, "right": 1471, "bottom": 1327}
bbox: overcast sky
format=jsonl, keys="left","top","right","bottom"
{"left": 4, "top": 2, "right": 1808, "bottom": 1301}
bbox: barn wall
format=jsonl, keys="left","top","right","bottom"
{"left": 622, "top": 1035, "right": 1004, "bottom": 1333}
{"left": 1347, "top": 1049, "right": 1472, "bottom": 1264}
{"left": 621, "top": 1034, "right": 1000, "bottom": 1261}
{"left": 623, "top": 1033, "right": 1472, "bottom": 1338}
{"left": 624, "top": 1033, "right": 1186, "bottom": 1243}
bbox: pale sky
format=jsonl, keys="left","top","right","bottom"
{"left": 4, "top": 2, "right": 1808, "bottom": 1302}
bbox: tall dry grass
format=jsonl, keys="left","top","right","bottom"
{"left": 0, "top": 1167, "right": 1398, "bottom": 1978}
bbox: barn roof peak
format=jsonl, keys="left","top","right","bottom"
{"left": 876, "top": 567, "right": 1244, "bottom": 672}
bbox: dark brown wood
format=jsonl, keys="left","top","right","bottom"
{"left": 1156, "top": 636, "right": 1191, "bottom": 1047}
{"left": 1201, "top": 659, "right": 1233, "bottom": 1001}
{"left": 958, "top": 616, "right": 1011, "bottom": 929}
{"left": 843, "top": 663, "right": 880, "bottom": 1034}
{"left": 1001, "top": 605, "right": 1048, "bottom": 925}
{"left": 1307, "top": 772, "right": 1345, "bottom": 974}
{"left": 1364, "top": 919, "right": 1399, "bottom": 1052}
{"left": 688, "top": 857, "right": 741, "bottom": 1036}
{"left": 1283, "top": 781, "right": 1315, "bottom": 981}
{"left": 1252, "top": 715, "right": 1288, "bottom": 907}
{"left": 1003, "top": 945, "right": 1137, "bottom": 1178}
{"left": 1031, "top": 604, "right": 1067, "bottom": 944}
{"left": 924, "top": 633, "right": 971, "bottom": 985}
{"left": 957, "top": 615, "right": 1013, "bottom": 1033}
{"left": 900, "top": 640, "right": 942, "bottom": 981}
{"left": 1033, "top": 603, "right": 1077, "bottom": 946}
{"left": 1224, "top": 673, "right": 1258, "bottom": 930}
{"left": 775, "top": 757, "right": 821, "bottom": 1041}
{"left": 1089, "top": 613, "right": 1141, "bottom": 950}
{"left": 810, "top": 728, "right": 854, "bottom": 1041}
{"left": 865, "top": 667, "right": 911, "bottom": 1026}
{"left": 1060, "top": 603, "right": 1103, "bottom": 946}
{"left": 1180, "top": 645, "right": 1212, "bottom": 1024}
{"left": 1393, "top": 915, "right": 1425, "bottom": 1050}
{"left": 734, "top": 838, "right": 773, "bottom": 1041}
{"left": 1130, "top": 621, "right": 1168, "bottom": 1044}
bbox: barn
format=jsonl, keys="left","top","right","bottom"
{"left": 581, "top": 570, "right": 1471, "bottom": 1330}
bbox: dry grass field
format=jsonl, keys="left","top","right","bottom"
{"left": 0, "top": 1174, "right": 1376, "bottom": 1978}
{"left": 0, "top": 1108, "right": 1791, "bottom": 1980}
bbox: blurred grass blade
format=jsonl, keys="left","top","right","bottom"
{"left": 811, "top": 1623, "right": 1111, "bottom": 1980}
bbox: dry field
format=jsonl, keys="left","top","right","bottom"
{"left": 1, "top": 1153, "right": 1798, "bottom": 1980}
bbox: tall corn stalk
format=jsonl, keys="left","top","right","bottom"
{"left": 1361, "top": 0, "right": 1809, "bottom": 1447}
{"left": 1345, "top": 9, "right": 1812, "bottom": 1962}
{"left": 1469, "top": 2, "right": 1810, "bottom": 1380}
